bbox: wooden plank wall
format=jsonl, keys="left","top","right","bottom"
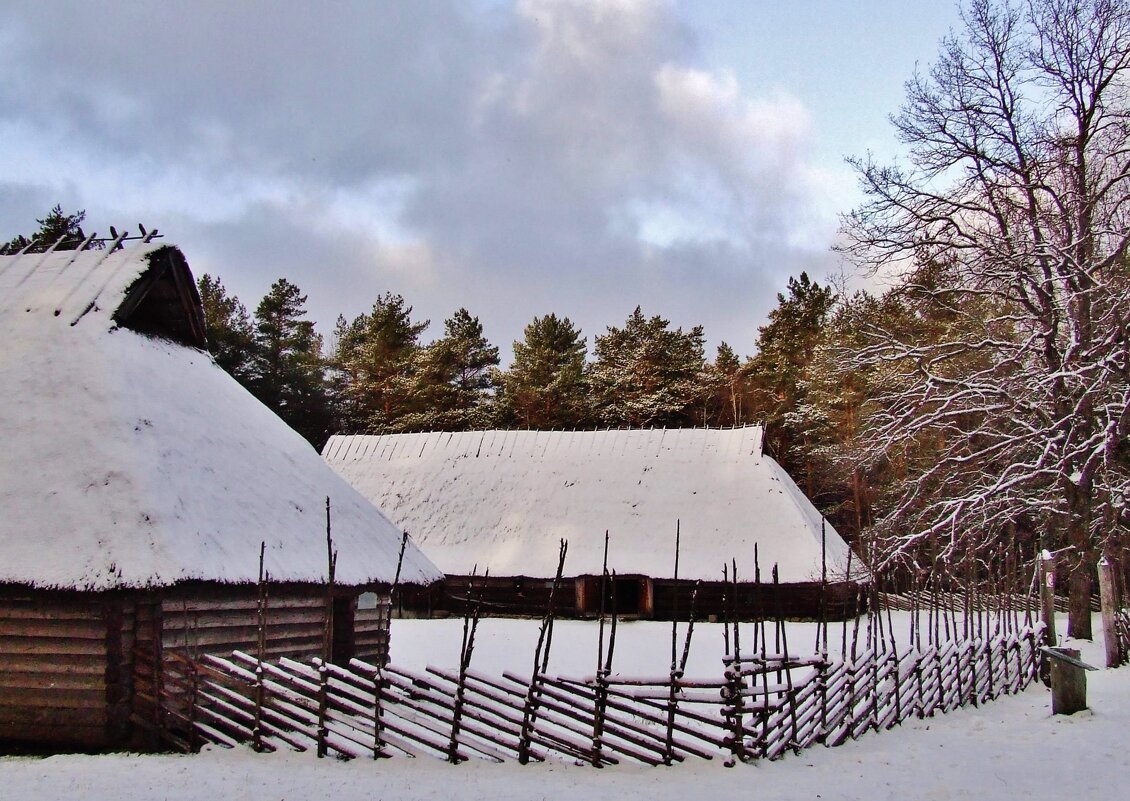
{"left": 160, "top": 589, "right": 327, "bottom": 662}
{"left": 3, "top": 585, "right": 396, "bottom": 751}
{"left": 650, "top": 579, "right": 863, "bottom": 622}
{"left": 130, "top": 597, "right": 161, "bottom": 746}
{"left": 354, "top": 592, "right": 391, "bottom": 665}
{"left": 0, "top": 592, "right": 110, "bottom": 748}
{"left": 439, "top": 576, "right": 579, "bottom": 619}
{"left": 159, "top": 586, "right": 393, "bottom": 665}
{"left": 423, "top": 577, "right": 863, "bottom": 622}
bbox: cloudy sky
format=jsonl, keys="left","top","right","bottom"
{"left": 0, "top": 1, "right": 960, "bottom": 361}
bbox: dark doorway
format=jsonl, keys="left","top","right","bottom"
{"left": 331, "top": 596, "right": 355, "bottom": 666}
{"left": 581, "top": 575, "right": 647, "bottom": 617}
{"left": 613, "top": 578, "right": 642, "bottom": 615}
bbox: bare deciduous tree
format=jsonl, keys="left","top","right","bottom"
{"left": 841, "top": 0, "right": 1130, "bottom": 637}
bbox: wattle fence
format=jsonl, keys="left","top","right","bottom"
{"left": 161, "top": 621, "right": 1044, "bottom": 766}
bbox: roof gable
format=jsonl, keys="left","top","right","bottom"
{"left": 114, "top": 246, "right": 207, "bottom": 348}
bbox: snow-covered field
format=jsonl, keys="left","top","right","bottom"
{"left": 4, "top": 615, "right": 1128, "bottom": 801}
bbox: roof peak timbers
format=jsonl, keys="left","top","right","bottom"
{"left": 324, "top": 426, "right": 767, "bottom": 463}
{"left": 1, "top": 224, "right": 163, "bottom": 256}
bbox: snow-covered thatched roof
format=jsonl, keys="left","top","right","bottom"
{"left": 0, "top": 244, "right": 441, "bottom": 591}
{"left": 323, "top": 427, "right": 861, "bottom": 582}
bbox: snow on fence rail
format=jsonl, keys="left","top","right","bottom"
{"left": 159, "top": 622, "right": 1044, "bottom": 766}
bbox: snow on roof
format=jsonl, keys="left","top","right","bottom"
{"left": 0, "top": 244, "right": 441, "bottom": 591}
{"left": 322, "top": 427, "right": 862, "bottom": 582}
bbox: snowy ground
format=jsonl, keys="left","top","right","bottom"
{"left": 4, "top": 616, "right": 1128, "bottom": 801}
{"left": 389, "top": 615, "right": 970, "bottom": 675}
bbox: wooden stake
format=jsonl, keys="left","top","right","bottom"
{"left": 449, "top": 566, "right": 485, "bottom": 762}
{"left": 722, "top": 563, "right": 730, "bottom": 656}
{"left": 841, "top": 548, "right": 854, "bottom": 658}
{"left": 318, "top": 497, "right": 336, "bottom": 759}
{"left": 1040, "top": 551, "right": 1058, "bottom": 648}
{"left": 519, "top": 538, "right": 568, "bottom": 765}
{"left": 597, "top": 532, "right": 609, "bottom": 670}
{"left": 774, "top": 565, "right": 801, "bottom": 754}
{"left": 254, "top": 541, "right": 268, "bottom": 753}
{"left": 392, "top": 530, "right": 409, "bottom": 619}
{"left": 671, "top": 521, "right": 680, "bottom": 671}
{"left": 818, "top": 517, "right": 828, "bottom": 653}
{"left": 665, "top": 522, "right": 681, "bottom": 765}
{"left": 678, "top": 581, "right": 701, "bottom": 674}
{"left": 1098, "top": 555, "right": 1123, "bottom": 668}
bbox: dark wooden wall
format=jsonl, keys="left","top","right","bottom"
{"left": 2, "top": 583, "right": 394, "bottom": 752}
{"left": 650, "top": 579, "right": 864, "bottom": 622}
{"left": 407, "top": 575, "right": 866, "bottom": 622}
{"left": 0, "top": 589, "right": 138, "bottom": 749}
{"left": 434, "top": 575, "right": 579, "bottom": 618}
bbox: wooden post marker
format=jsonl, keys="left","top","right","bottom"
{"left": 1042, "top": 647, "right": 1094, "bottom": 715}
{"left": 1098, "top": 556, "right": 1123, "bottom": 668}
{"left": 1039, "top": 551, "right": 1057, "bottom": 648}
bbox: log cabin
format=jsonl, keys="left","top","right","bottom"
{"left": 0, "top": 242, "right": 442, "bottom": 751}
{"left": 322, "top": 427, "right": 868, "bottom": 621}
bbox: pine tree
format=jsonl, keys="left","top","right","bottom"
{"left": 747, "top": 272, "right": 836, "bottom": 489}
{"left": 250, "top": 279, "right": 333, "bottom": 448}
{"left": 589, "top": 307, "right": 707, "bottom": 428}
{"left": 791, "top": 291, "right": 893, "bottom": 543}
{"left": 332, "top": 293, "right": 429, "bottom": 433}
{"left": 391, "top": 308, "right": 500, "bottom": 432}
{"left": 197, "top": 274, "right": 256, "bottom": 387}
{"left": 442, "top": 308, "right": 500, "bottom": 412}
{"left": 498, "top": 313, "right": 588, "bottom": 428}
{"left": 2, "top": 205, "right": 102, "bottom": 254}
{"left": 702, "top": 342, "right": 751, "bottom": 427}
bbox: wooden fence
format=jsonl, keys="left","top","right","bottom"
{"left": 164, "top": 621, "right": 1044, "bottom": 766}
{"left": 1116, "top": 608, "right": 1130, "bottom": 660}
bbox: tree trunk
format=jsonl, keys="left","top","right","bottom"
{"left": 1065, "top": 485, "right": 1094, "bottom": 640}
{"left": 1065, "top": 514, "right": 1093, "bottom": 639}
{"left": 1067, "top": 559, "right": 1093, "bottom": 640}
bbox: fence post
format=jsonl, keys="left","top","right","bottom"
{"left": 888, "top": 649, "right": 902, "bottom": 728}
{"left": 1026, "top": 626, "right": 1041, "bottom": 687}
{"left": 187, "top": 658, "right": 199, "bottom": 751}
{"left": 1098, "top": 556, "right": 1123, "bottom": 668}
{"left": 722, "top": 658, "right": 747, "bottom": 766}
{"left": 372, "top": 668, "right": 385, "bottom": 759}
{"left": 1048, "top": 648, "right": 1090, "bottom": 715}
{"left": 1039, "top": 551, "right": 1057, "bottom": 648}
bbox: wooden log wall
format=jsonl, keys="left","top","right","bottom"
{"left": 0, "top": 589, "right": 136, "bottom": 749}
{"left": 421, "top": 577, "right": 861, "bottom": 621}
{"left": 150, "top": 585, "right": 392, "bottom": 748}
{"left": 2, "top": 584, "right": 394, "bottom": 751}
{"left": 160, "top": 588, "right": 328, "bottom": 662}
{"left": 353, "top": 592, "right": 391, "bottom": 665}
{"left": 438, "top": 576, "right": 578, "bottom": 619}
{"left": 651, "top": 580, "right": 863, "bottom": 622}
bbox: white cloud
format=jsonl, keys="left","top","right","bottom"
{"left": 0, "top": 0, "right": 844, "bottom": 361}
